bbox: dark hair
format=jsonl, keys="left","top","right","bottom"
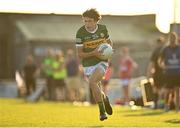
{"left": 82, "top": 8, "right": 101, "bottom": 21}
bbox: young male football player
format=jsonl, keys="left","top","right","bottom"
{"left": 75, "top": 8, "right": 113, "bottom": 121}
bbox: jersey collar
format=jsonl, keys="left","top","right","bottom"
{"left": 85, "top": 25, "right": 98, "bottom": 34}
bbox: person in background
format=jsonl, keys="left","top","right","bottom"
{"left": 65, "top": 49, "right": 84, "bottom": 101}
{"left": 159, "top": 32, "right": 180, "bottom": 112}
{"left": 42, "top": 48, "right": 54, "bottom": 100}
{"left": 119, "top": 47, "right": 138, "bottom": 106}
{"left": 52, "top": 50, "right": 67, "bottom": 101}
{"left": 22, "top": 54, "right": 38, "bottom": 96}
{"left": 102, "top": 62, "right": 113, "bottom": 95}
{"left": 75, "top": 8, "right": 113, "bottom": 121}
{"left": 147, "top": 36, "right": 166, "bottom": 109}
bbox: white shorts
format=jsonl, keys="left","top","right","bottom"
{"left": 121, "top": 78, "right": 130, "bottom": 87}
{"left": 83, "top": 62, "right": 108, "bottom": 76}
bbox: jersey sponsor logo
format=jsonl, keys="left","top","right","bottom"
{"left": 84, "top": 36, "right": 91, "bottom": 40}
{"left": 92, "top": 34, "right": 99, "bottom": 39}
{"left": 84, "top": 38, "right": 106, "bottom": 48}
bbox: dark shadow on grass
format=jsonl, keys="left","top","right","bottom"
{"left": 124, "top": 111, "right": 164, "bottom": 117}
{"left": 165, "top": 119, "right": 180, "bottom": 124}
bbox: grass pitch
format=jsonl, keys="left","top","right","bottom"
{"left": 1, "top": 98, "right": 180, "bottom": 127}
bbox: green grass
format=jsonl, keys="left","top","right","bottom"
{"left": 1, "top": 98, "right": 180, "bottom": 127}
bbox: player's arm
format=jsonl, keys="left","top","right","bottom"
{"left": 76, "top": 46, "right": 100, "bottom": 59}
{"left": 104, "top": 26, "right": 113, "bottom": 47}
{"left": 158, "top": 56, "right": 165, "bottom": 69}
{"left": 158, "top": 48, "right": 166, "bottom": 69}
{"left": 147, "top": 51, "right": 156, "bottom": 77}
{"left": 76, "top": 33, "right": 100, "bottom": 59}
{"left": 106, "top": 38, "right": 113, "bottom": 47}
{"left": 146, "top": 61, "right": 155, "bottom": 78}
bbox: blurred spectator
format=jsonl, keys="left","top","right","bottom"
{"left": 159, "top": 32, "right": 180, "bottom": 112}
{"left": 52, "top": 50, "right": 67, "bottom": 101}
{"left": 65, "top": 49, "right": 84, "bottom": 101}
{"left": 22, "top": 55, "right": 38, "bottom": 96}
{"left": 118, "top": 47, "right": 138, "bottom": 105}
{"left": 102, "top": 62, "right": 113, "bottom": 95}
{"left": 147, "top": 36, "right": 166, "bottom": 109}
{"left": 42, "top": 48, "right": 54, "bottom": 100}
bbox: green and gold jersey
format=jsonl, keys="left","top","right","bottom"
{"left": 76, "top": 24, "right": 110, "bottom": 67}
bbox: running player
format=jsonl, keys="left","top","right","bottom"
{"left": 75, "top": 8, "right": 113, "bottom": 121}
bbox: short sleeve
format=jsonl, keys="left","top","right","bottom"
{"left": 75, "top": 31, "right": 83, "bottom": 47}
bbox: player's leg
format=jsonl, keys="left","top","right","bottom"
{"left": 174, "top": 87, "right": 179, "bottom": 112}
{"left": 174, "top": 77, "right": 180, "bottom": 112}
{"left": 102, "top": 80, "right": 108, "bottom": 95}
{"left": 124, "top": 86, "right": 130, "bottom": 105}
{"left": 89, "top": 67, "right": 107, "bottom": 121}
{"left": 25, "top": 80, "right": 30, "bottom": 96}
{"left": 122, "top": 79, "right": 130, "bottom": 105}
{"left": 98, "top": 81, "right": 113, "bottom": 115}
{"left": 164, "top": 88, "right": 170, "bottom": 111}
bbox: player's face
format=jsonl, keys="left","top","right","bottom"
{"left": 83, "top": 17, "right": 97, "bottom": 31}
